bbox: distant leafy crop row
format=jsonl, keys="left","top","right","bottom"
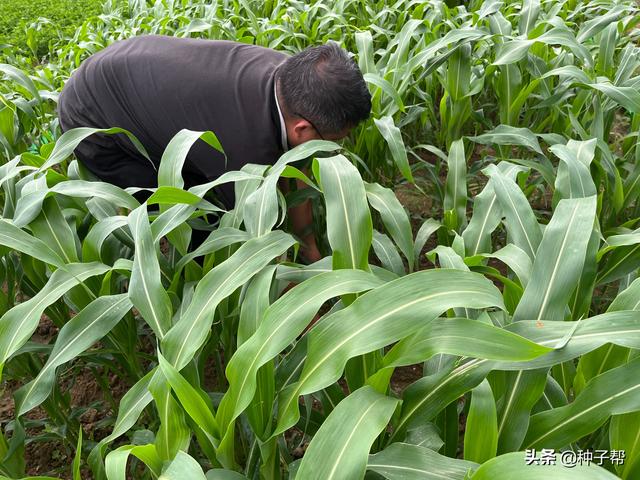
{"left": 0, "top": 0, "right": 103, "bottom": 57}
{"left": 1, "top": 0, "right": 640, "bottom": 479}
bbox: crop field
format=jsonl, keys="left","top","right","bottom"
{"left": 2, "top": 0, "right": 640, "bottom": 478}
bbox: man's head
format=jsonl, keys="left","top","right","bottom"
{"left": 276, "top": 43, "right": 371, "bottom": 147}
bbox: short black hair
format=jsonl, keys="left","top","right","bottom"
{"left": 276, "top": 43, "right": 372, "bottom": 135}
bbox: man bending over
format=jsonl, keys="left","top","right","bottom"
{"left": 58, "top": 36, "right": 372, "bottom": 261}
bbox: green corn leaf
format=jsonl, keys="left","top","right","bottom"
{"left": 483, "top": 164, "right": 542, "bottom": 260}
{"left": 82, "top": 216, "right": 129, "bottom": 263}
{"left": 367, "top": 442, "right": 477, "bottom": 480}
{"left": 471, "top": 125, "right": 543, "bottom": 155}
{"left": 296, "top": 386, "right": 398, "bottom": 480}
{"left": 355, "top": 31, "right": 375, "bottom": 76}
{"left": 524, "top": 357, "right": 640, "bottom": 449}
{"left": 482, "top": 244, "right": 532, "bottom": 286}
{"left": 576, "top": 5, "right": 627, "bottom": 42}
{"left": 519, "top": 0, "right": 540, "bottom": 36}
{"left": 551, "top": 139, "right": 597, "bottom": 202}
{"left": 0, "top": 64, "right": 41, "bottom": 101}
{"left": 127, "top": 205, "right": 173, "bottom": 340}
{"left": 463, "top": 162, "right": 526, "bottom": 256}
{"left": 372, "top": 231, "right": 405, "bottom": 276}
{"left": 238, "top": 265, "right": 276, "bottom": 346}
{"left": 381, "top": 318, "right": 550, "bottom": 368}
{"left": 589, "top": 82, "right": 640, "bottom": 113}
{"left": 14, "top": 294, "right": 131, "bottom": 416}
{"left": 149, "top": 373, "right": 190, "bottom": 461}
{"left": 414, "top": 219, "right": 440, "bottom": 269}
{"left": 88, "top": 370, "right": 155, "bottom": 477}
{"left": 0, "top": 262, "right": 109, "bottom": 369}
{"left": 162, "top": 230, "right": 296, "bottom": 369}
{"left": 373, "top": 116, "right": 414, "bottom": 183}
{"left": 391, "top": 359, "right": 494, "bottom": 444}
{"left": 364, "top": 73, "right": 405, "bottom": 114}
{"left": 157, "top": 352, "right": 220, "bottom": 440}
{"left": 275, "top": 269, "right": 504, "bottom": 438}
{"left": 150, "top": 204, "right": 197, "bottom": 242}
{"left": 217, "top": 270, "right": 385, "bottom": 458}
{"left": 610, "top": 412, "right": 640, "bottom": 479}
{"left": 105, "top": 444, "right": 162, "bottom": 480}
{"left": 38, "top": 127, "right": 151, "bottom": 172}
{"left": 157, "top": 129, "right": 224, "bottom": 189}
{"left": 470, "top": 452, "right": 619, "bottom": 479}
{"left": 496, "top": 369, "right": 548, "bottom": 453}
{"left": 464, "top": 379, "right": 498, "bottom": 463}
{"left": 29, "top": 196, "right": 79, "bottom": 263}
{"left": 513, "top": 196, "right": 597, "bottom": 322}
{"left": 319, "top": 154, "right": 372, "bottom": 271}
{"left": 244, "top": 140, "right": 340, "bottom": 237}
{"left": 447, "top": 43, "right": 471, "bottom": 101}
{"left": 365, "top": 182, "right": 413, "bottom": 268}
{"left": 444, "top": 139, "right": 467, "bottom": 230}
{"left": 159, "top": 451, "right": 207, "bottom": 480}
{"left": 495, "top": 311, "right": 640, "bottom": 370}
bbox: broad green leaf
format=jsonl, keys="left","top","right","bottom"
{"left": 364, "top": 73, "right": 404, "bottom": 114}
{"left": 296, "top": 386, "right": 398, "bottom": 480}
{"left": 589, "top": 82, "right": 640, "bottom": 113}
{"left": 381, "top": 318, "right": 550, "bottom": 369}
{"left": 217, "top": 270, "right": 385, "bottom": 457}
{"left": 496, "top": 369, "right": 547, "bottom": 453}
{"left": 414, "top": 219, "right": 440, "bottom": 268}
{"left": 275, "top": 269, "right": 504, "bottom": 437}
{"left": 551, "top": 139, "right": 597, "bottom": 201}
{"left": 38, "top": 127, "right": 151, "bottom": 172}
{"left": 470, "top": 125, "right": 543, "bottom": 155}
{"left": 447, "top": 43, "right": 471, "bottom": 101}
{"left": 484, "top": 164, "right": 542, "bottom": 260}
{"left": 368, "top": 442, "right": 477, "bottom": 480}
{"left": 14, "top": 294, "right": 131, "bottom": 416}
{"left": 470, "top": 451, "right": 619, "bottom": 479}
{"left": 157, "top": 129, "right": 224, "bottom": 189}
{"left": 464, "top": 379, "right": 497, "bottom": 463}
{"left": 29, "top": 197, "right": 78, "bottom": 263}
{"left": 524, "top": 358, "right": 640, "bottom": 449}
{"left": 162, "top": 231, "right": 295, "bottom": 369}
{"left": 105, "top": 444, "right": 162, "bottom": 480}
{"left": 463, "top": 162, "right": 526, "bottom": 256}
{"left": 128, "top": 206, "right": 173, "bottom": 339}
{"left": 391, "top": 359, "right": 494, "bottom": 444}
{"left": 0, "top": 262, "right": 109, "bottom": 368}
{"left": 373, "top": 116, "right": 414, "bottom": 183}
{"left": 320, "top": 154, "right": 372, "bottom": 271}
{"left": 159, "top": 451, "right": 207, "bottom": 480}
{"left": 372, "top": 231, "right": 404, "bottom": 276}
{"left": 483, "top": 244, "right": 532, "bottom": 286}
{"left": 243, "top": 140, "right": 340, "bottom": 237}
{"left": 238, "top": 265, "right": 276, "bottom": 346}
{"left": 610, "top": 412, "right": 640, "bottom": 479}
{"left": 355, "top": 31, "right": 375, "bottom": 76}
{"left": 157, "top": 352, "right": 219, "bottom": 440}
{"left": 365, "top": 182, "right": 413, "bottom": 268}
{"left": 513, "top": 196, "right": 596, "bottom": 321}
{"left": 519, "top": 0, "right": 540, "bottom": 36}
{"left": 444, "top": 139, "right": 467, "bottom": 230}
{"left": 577, "top": 5, "right": 627, "bottom": 42}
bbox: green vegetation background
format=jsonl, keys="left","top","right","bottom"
{"left": 0, "top": 0, "right": 103, "bottom": 54}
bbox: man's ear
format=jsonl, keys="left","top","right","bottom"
{"left": 288, "top": 119, "right": 315, "bottom": 147}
